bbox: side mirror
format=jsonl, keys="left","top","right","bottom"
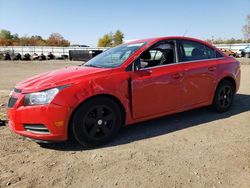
{"left": 132, "top": 58, "right": 148, "bottom": 71}
{"left": 133, "top": 58, "right": 141, "bottom": 71}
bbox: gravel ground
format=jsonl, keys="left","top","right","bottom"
{"left": 0, "top": 58, "right": 250, "bottom": 188}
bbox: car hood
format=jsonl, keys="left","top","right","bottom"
{"left": 16, "top": 66, "right": 111, "bottom": 93}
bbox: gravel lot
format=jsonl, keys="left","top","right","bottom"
{"left": 0, "top": 59, "right": 250, "bottom": 188}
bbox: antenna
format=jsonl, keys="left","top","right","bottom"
{"left": 183, "top": 29, "right": 188, "bottom": 36}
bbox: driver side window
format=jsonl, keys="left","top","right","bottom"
{"left": 140, "top": 41, "right": 176, "bottom": 69}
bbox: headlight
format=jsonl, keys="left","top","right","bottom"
{"left": 24, "top": 86, "right": 65, "bottom": 106}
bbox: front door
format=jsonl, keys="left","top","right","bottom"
{"left": 130, "top": 40, "right": 184, "bottom": 119}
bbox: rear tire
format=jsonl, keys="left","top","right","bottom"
{"left": 71, "top": 97, "right": 122, "bottom": 147}
{"left": 212, "top": 80, "right": 235, "bottom": 113}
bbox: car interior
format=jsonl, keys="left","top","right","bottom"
{"left": 140, "top": 42, "right": 175, "bottom": 68}
{"left": 179, "top": 41, "right": 212, "bottom": 62}
{"left": 189, "top": 48, "right": 207, "bottom": 61}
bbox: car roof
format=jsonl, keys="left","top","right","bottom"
{"left": 125, "top": 36, "right": 206, "bottom": 44}
{"left": 125, "top": 36, "right": 215, "bottom": 49}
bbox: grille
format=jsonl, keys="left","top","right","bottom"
{"left": 14, "top": 88, "right": 22, "bottom": 93}
{"left": 24, "top": 124, "right": 50, "bottom": 134}
{"left": 7, "top": 97, "right": 18, "bottom": 108}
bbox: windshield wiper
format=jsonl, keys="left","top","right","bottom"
{"left": 84, "top": 64, "right": 103, "bottom": 68}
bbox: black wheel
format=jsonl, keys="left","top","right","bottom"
{"left": 71, "top": 97, "right": 122, "bottom": 147}
{"left": 212, "top": 80, "right": 234, "bottom": 113}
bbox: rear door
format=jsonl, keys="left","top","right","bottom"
{"left": 177, "top": 40, "right": 220, "bottom": 107}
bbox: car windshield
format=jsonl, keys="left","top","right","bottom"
{"left": 83, "top": 42, "right": 146, "bottom": 68}
{"left": 245, "top": 47, "right": 250, "bottom": 52}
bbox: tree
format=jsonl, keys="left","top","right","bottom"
{"left": 11, "top": 33, "right": 20, "bottom": 46}
{"left": 98, "top": 34, "right": 112, "bottom": 47}
{"left": 47, "top": 33, "right": 70, "bottom": 47}
{"left": 30, "top": 35, "right": 46, "bottom": 46}
{"left": 242, "top": 14, "right": 250, "bottom": 40}
{"left": 12, "top": 33, "right": 19, "bottom": 40}
{"left": 98, "top": 30, "right": 124, "bottom": 47}
{"left": 18, "top": 36, "right": 31, "bottom": 46}
{"left": 113, "top": 30, "right": 124, "bottom": 46}
{"left": 0, "top": 38, "right": 10, "bottom": 46}
{"left": 0, "top": 29, "right": 13, "bottom": 46}
{"left": 0, "top": 29, "right": 13, "bottom": 40}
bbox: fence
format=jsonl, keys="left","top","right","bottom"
{"left": 0, "top": 46, "right": 108, "bottom": 57}
{"left": 0, "top": 43, "right": 250, "bottom": 57}
{"left": 214, "top": 43, "right": 250, "bottom": 50}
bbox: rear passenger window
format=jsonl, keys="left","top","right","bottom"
{"left": 206, "top": 46, "right": 216, "bottom": 58}
{"left": 179, "top": 40, "right": 219, "bottom": 62}
{"left": 216, "top": 51, "right": 224, "bottom": 58}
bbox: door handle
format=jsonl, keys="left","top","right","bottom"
{"left": 172, "top": 73, "right": 182, "bottom": 79}
{"left": 208, "top": 66, "right": 216, "bottom": 72}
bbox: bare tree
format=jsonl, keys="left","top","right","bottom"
{"left": 47, "top": 33, "right": 70, "bottom": 47}
{"left": 242, "top": 14, "right": 250, "bottom": 39}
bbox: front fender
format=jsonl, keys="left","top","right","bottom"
{"left": 52, "top": 71, "right": 133, "bottom": 125}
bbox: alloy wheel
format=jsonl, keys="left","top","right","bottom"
{"left": 82, "top": 105, "right": 116, "bottom": 139}
{"left": 218, "top": 86, "right": 233, "bottom": 108}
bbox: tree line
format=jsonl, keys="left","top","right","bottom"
{"left": 206, "top": 37, "right": 250, "bottom": 44}
{"left": 0, "top": 29, "right": 70, "bottom": 47}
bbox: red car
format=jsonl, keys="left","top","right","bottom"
{"left": 7, "top": 36, "right": 241, "bottom": 147}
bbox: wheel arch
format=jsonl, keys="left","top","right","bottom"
{"left": 211, "top": 76, "right": 236, "bottom": 112}
{"left": 217, "top": 76, "right": 236, "bottom": 93}
{"left": 211, "top": 76, "right": 237, "bottom": 104}
{"left": 67, "top": 93, "right": 126, "bottom": 139}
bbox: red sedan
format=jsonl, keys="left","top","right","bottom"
{"left": 7, "top": 37, "right": 241, "bottom": 147}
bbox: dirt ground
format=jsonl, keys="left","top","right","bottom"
{"left": 0, "top": 59, "right": 250, "bottom": 188}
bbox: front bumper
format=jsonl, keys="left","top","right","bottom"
{"left": 7, "top": 92, "right": 71, "bottom": 141}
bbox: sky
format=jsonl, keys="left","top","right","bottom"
{"left": 0, "top": 0, "right": 249, "bottom": 46}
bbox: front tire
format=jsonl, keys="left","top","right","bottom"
{"left": 212, "top": 80, "right": 235, "bottom": 113}
{"left": 71, "top": 97, "right": 122, "bottom": 147}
